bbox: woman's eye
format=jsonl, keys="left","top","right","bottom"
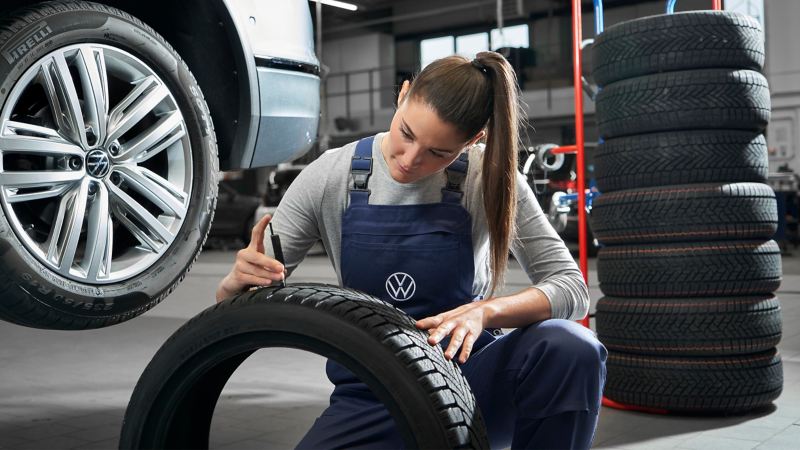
{"left": 400, "top": 129, "right": 413, "bottom": 140}
{"left": 429, "top": 149, "right": 447, "bottom": 158}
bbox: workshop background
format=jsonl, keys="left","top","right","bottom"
{"left": 2, "top": 0, "right": 800, "bottom": 449}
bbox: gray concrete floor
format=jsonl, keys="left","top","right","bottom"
{"left": 0, "top": 242, "right": 799, "bottom": 449}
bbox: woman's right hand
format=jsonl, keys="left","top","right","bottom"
{"left": 215, "top": 214, "right": 285, "bottom": 303}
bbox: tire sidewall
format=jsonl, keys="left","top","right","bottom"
{"left": 0, "top": 4, "right": 217, "bottom": 319}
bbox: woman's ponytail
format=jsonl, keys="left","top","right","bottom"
{"left": 405, "top": 51, "right": 523, "bottom": 297}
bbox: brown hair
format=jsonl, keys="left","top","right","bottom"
{"left": 405, "top": 51, "right": 522, "bottom": 297}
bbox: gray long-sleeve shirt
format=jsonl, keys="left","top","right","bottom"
{"left": 264, "top": 132, "right": 589, "bottom": 320}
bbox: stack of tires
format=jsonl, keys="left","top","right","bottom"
{"left": 589, "top": 11, "right": 783, "bottom": 413}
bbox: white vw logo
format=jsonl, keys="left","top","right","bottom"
{"left": 385, "top": 272, "right": 416, "bottom": 301}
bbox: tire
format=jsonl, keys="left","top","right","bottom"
{"left": 596, "top": 69, "right": 770, "bottom": 139}
{"left": 594, "top": 131, "right": 768, "bottom": 192}
{"left": 590, "top": 182, "right": 777, "bottom": 245}
{"left": 119, "top": 284, "right": 489, "bottom": 450}
{"left": 591, "top": 11, "right": 764, "bottom": 86}
{"left": 597, "top": 240, "right": 782, "bottom": 298}
{"left": 596, "top": 295, "right": 781, "bottom": 356}
{"left": 0, "top": 1, "right": 218, "bottom": 329}
{"left": 604, "top": 349, "right": 783, "bottom": 413}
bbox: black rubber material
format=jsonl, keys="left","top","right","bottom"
{"left": 596, "top": 295, "right": 781, "bottom": 356}
{"left": 604, "top": 349, "right": 783, "bottom": 413}
{"left": 595, "top": 69, "right": 770, "bottom": 139}
{"left": 119, "top": 284, "right": 489, "bottom": 450}
{"left": 0, "top": 1, "right": 218, "bottom": 329}
{"left": 590, "top": 182, "right": 777, "bottom": 245}
{"left": 594, "top": 131, "right": 768, "bottom": 192}
{"left": 597, "top": 240, "right": 782, "bottom": 298}
{"left": 591, "top": 11, "right": 764, "bottom": 86}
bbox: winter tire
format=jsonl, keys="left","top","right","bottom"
{"left": 596, "top": 69, "right": 770, "bottom": 139}
{"left": 604, "top": 349, "right": 783, "bottom": 413}
{"left": 0, "top": 1, "right": 217, "bottom": 329}
{"left": 597, "top": 240, "right": 781, "bottom": 297}
{"left": 592, "top": 11, "right": 764, "bottom": 86}
{"left": 594, "top": 131, "right": 768, "bottom": 192}
{"left": 596, "top": 295, "right": 781, "bottom": 356}
{"left": 590, "top": 182, "right": 777, "bottom": 244}
{"left": 119, "top": 284, "right": 490, "bottom": 450}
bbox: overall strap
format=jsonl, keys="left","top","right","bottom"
{"left": 441, "top": 151, "right": 469, "bottom": 203}
{"left": 349, "top": 136, "right": 374, "bottom": 205}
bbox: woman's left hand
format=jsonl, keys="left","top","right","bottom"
{"left": 415, "top": 302, "right": 489, "bottom": 364}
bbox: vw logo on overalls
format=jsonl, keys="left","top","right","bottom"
{"left": 86, "top": 150, "right": 110, "bottom": 178}
{"left": 385, "top": 272, "right": 416, "bottom": 301}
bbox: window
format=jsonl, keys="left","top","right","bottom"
{"left": 418, "top": 24, "right": 530, "bottom": 69}
{"left": 491, "top": 24, "right": 529, "bottom": 49}
{"left": 420, "top": 36, "right": 454, "bottom": 70}
{"left": 456, "top": 32, "right": 489, "bottom": 58}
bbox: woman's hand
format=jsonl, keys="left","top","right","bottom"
{"left": 415, "top": 302, "right": 490, "bottom": 364}
{"left": 215, "top": 214, "right": 285, "bottom": 303}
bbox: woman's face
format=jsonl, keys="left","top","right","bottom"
{"left": 381, "top": 81, "right": 484, "bottom": 184}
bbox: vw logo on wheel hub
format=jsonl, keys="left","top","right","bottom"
{"left": 86, "top": 149, "right": 111, "bottom": 178}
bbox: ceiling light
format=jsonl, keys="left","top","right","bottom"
{"left": 310, "top": 0, "right": 358, "bottom": 11}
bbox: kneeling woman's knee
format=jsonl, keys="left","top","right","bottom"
{"left": 521, "top": 319, "right": 607, "bottom": 372}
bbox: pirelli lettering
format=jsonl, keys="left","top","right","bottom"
{"left": 2, "top": 22, "right": 53, "bottom": 64}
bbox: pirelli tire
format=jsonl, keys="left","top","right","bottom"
{"left": 594, "top": 131, "right": 768, "bottom": 193}
{"left": 590, "top": 182, "right": 777, "bottom": 245}
{"left": 119, "top": 284, "right": 490, "bottom": 450}
{"left": 0, "top": 1, "right": 218, "bottom": 329}
{"left": 591, "top": 11, "right": 764, "bottom": 87}
{"left": 597, "top": 240, "right": 782, "bottom": 298}
{"left": 595, "top": 69, "right": 770, "bottom": 139}
{"left": 604, "top": 349, "right": 783, "bottom": 413}
{"left": 596, "top": 295, "right": 782, "bottom": 356}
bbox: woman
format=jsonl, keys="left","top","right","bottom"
{"left": 216, "top": 51, "right": 607, "bottom": 449}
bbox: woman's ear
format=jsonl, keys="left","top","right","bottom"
{"left": 397, "top": 79, "right": 411, "bottom": 106}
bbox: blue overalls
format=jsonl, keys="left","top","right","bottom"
{"left": 297, "top": 136, "right": 607, "bottom": 449}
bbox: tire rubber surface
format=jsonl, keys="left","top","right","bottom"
{"left": 119, "top": 284, "right": 490, "bottom": 450}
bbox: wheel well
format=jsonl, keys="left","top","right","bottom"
{"left": 2, "top": 0, "right": 247, "bottom": 170}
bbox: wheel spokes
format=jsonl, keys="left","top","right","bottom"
{"left": 84, "top": 182, "right": 111, "bottom": 281}
{"left": 75, "top": 46, "right": 109, "bottom": 147}
{"left": 115, "top": 111, "right": 185, "bottom": 163}
{"left": 40, "top": 53, "right": 89, "bottom": 148}
{"left": 106, "top": 76, "right": 169, "bottom": 145}
{"left": 1, "top": 121, "right": 84, "bottom": 157}
{"left": 44, "top": 178, "right": 90, "bottom": 273}
{"left": 113, "top": 165, "right": 187, "bottom": 219}
{"left": 1, "top": 43, "right": 192, "bottom": 284}
{"left": 107, "top": 179, "right": 174, "bottom": 252}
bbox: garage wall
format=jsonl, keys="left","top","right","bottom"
{"left": 764, "top": 0, "right": 800, "bottom": 174}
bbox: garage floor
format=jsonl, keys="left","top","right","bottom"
{"left": 1, "top": 246, "right": 799, "bottom": 450}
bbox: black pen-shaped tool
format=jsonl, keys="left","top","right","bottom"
{"left": 269, "top": 222, "right": 286, "bottom": 287}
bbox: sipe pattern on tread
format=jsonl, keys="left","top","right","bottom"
{"left": 596, "top": 295, "right": 781, "bottom": 356}
{"left": 590, "top": 182, "right": 777, "bottom": 244}
{"left": 592, "top": 11, "right": 764, "bottom": 86}
{"left": 594, "top": 131, "right": 767, "bottom": 192}
{"left": 604, "top": 349, "right": 783, "bottom": 413}
{"left": 596, "top": 69, "right": 770, "bottom": 139}
{"left": 597, "top": 240, "right": 782, "bottom": 298}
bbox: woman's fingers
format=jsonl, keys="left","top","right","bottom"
{"left": 458, "top": 333, "right": 476, "bottom": 364}
{"left": 236, "top": 259, "right": 284, "bottom": 281}
{"left": 248, "top": 213, "right": 272, "bottom": 253}
{"left": 237, "top": 248, "right": 284, "bottom": 274}
{"left": 444, "top": 327, "right": 469, "bottom": 360}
